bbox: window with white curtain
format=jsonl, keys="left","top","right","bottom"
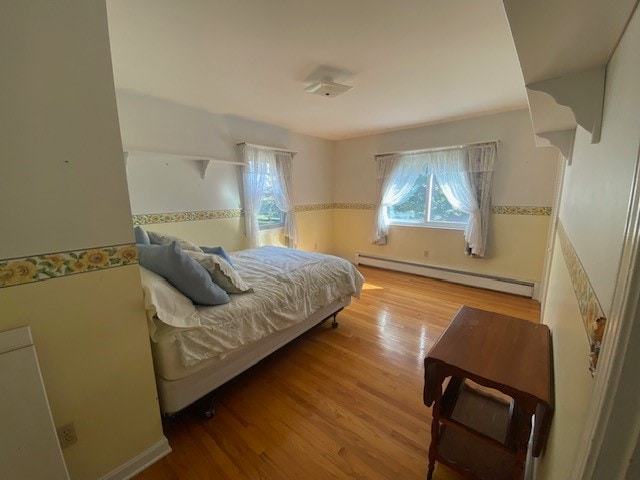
{"left": 239, "top": 143, "right": 299, "bottom": 248}
{"left": 371, "top": 142, "right": 496, "bottom": 257}
{"left": 388, "top": 172, "right": 470, "bottom": 229}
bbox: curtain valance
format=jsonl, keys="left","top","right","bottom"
{"left": 375, "top": 142, "right": 497, "bottom": 173}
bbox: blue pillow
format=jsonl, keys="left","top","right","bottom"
{"left": 134, "top": 226, "right": 150, "bottom": 245}
{"left": 200, "top": 246, "right": 235, "bottom": 268}
{"left": 137, "top": 242, "right": 229, "bottom": 306}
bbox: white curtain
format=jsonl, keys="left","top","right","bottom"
{"left": 370, "top": 142, "right": 496, "bottom": 257}
{"left": 272, "top": 151, "right": 298, "bottom": 248}
{"left": 239, "top": 144, "right": 298, "bottom": 249}
{"left": 464, "top": 145, "right": 495, "bottom": 257}
{"left": 240, "top": 145, "right": 271, "bottom": 248}
{"left": 371, "top": 154, "right": 424, "bottom": 245}
{"left": 430, "top": 144, "right": 495, "bottom": 257}
{"left": 434, "top": 170, "right": 481, "bottom": 252}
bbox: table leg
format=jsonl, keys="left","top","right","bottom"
{"left": 513, "top": 405, "right": 533, "bottom": 480}
{"left": 427, "top": 464, "right": 434, "bottom": 480}
{"left": 427, "top": 375, "right": 443, "bottom": 480}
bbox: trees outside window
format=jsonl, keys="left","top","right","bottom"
{"left": 388, "top": 173, "right": 469, "bottom": 228}
{"left": 257, "top": 167, "right": 284, "bottom": 229}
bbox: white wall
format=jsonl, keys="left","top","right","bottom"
{"left": 536, "top": 5, "right": 640, "bottom": 479}
{"left": 125, "top": 154, "right": 242, "bottom": 214}
{"left": 118, "top": 89, "right": 334, "bottom": 216}
{"left": 583, "top": 6, "right": 640, "bottom": 477}
{"left": 333, "top": 109, "right": 558, "bottom": 206}
{"left": 290, "top": 132, "right": 335, "bottom": 205}
{"left": 558, "top": 34, "right": 640, "bottom": 315}
{"left": 0, "top": 2, "right": 135, "bottom": 258}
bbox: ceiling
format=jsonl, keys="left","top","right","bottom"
{"left": 106, "top": 0, "right": 527, "bottom": 140}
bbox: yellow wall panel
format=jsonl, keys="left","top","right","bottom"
{"left": 333, "top": 209, "right": 550, "bottom": 282}
{"left": 535, "top": 236, "right": 594, "bottom": 480}
{"left": 140, "top": 217, "right": 247, "bottom": 252}
{"left": 295, "top": 210, "right": 335, "bottom": 254}
{"left": 0, "top": 266, "right": 163, "bottom": 479}
{"left": 139, "top": 209, "right": 336, "bottom": 255}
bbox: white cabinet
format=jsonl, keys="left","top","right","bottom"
{"left": 0, "top": 326, "right": 69, "bottom": 480}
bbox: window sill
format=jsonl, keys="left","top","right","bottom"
{"left": 389, "top": 222, "right": 466, "bottom": 232}
{"left": 259, "top": 225, "right": 284, "bottom": 232}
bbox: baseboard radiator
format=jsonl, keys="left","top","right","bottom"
{"left": 355, "top": 253, "right": 536, "bottom": 298}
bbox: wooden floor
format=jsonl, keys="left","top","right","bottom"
{"left": 136, "top": 266, "right": 541, "bottom": 480}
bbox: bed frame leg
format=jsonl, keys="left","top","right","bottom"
{"left": 205, "top": 404, "right": 216, "bottom": 419}
{"left": 331, "top": 313, "right": 339, "bottom": 329}
{"left": 203, "top": 395, "right": 217, "bottom": 419}
{"left": 162, "top": 411, "right": 180, "bottom": 427}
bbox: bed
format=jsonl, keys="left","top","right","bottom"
{"left": 140, "top": 246, "right": 364, "bottom": 415}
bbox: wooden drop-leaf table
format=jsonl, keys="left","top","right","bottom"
{"left": 424, "top": 306, "right": 553, "bottom": 480}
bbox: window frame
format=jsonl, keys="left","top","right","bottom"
{"left": 258, "top": 211, "right": 285, "bottom": 231}
{"left": 387, "top": 173, "right": 468, "bottom": 231}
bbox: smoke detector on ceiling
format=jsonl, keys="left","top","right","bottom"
{"left": 304, "top": 78, "right": 354, "bottom": 98}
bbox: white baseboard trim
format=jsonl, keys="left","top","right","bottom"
{"left": 532, "top": 282, "right": 542, "bottom": 301}
{"left": 99, "top": 437, "right": 171, "bottom": 480}
{"left": 355, "top": 253, "right": 535, "bottom": 298}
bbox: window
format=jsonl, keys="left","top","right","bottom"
{"left": 388, "top": 173, "right": 469, "bottom": 229}
{"left": 257, "top": 166, "right": 285, "bottom": 229}
{"left": 240, "top": 143, "right": 298, "bottom": 248}
{"left": 372, "top": 142, "right": 495, "bottom": 254}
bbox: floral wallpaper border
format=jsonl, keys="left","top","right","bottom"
{"left": 330, "top": 203, "right": 550, "bottom": 214}
{"left": 294, "top": 203, "right": 335, "bottom": 212}
{"left": 557, "top": 221, "right": 607, "bottom": 373}
{"left": 133, "top": 209, "right": 243, "bottom": 225}
{"left": 132, "top": 204, "right": 551, "bottom": 225}
{"left": 332, "top": 204, "right": 550, "bottom": 214}
{"left": 333, "top": 202, "right": 376, "bottom": 210}
{"left": 0, "top": 244, "right": 138, "bottom": 289}
{"left": 491, "top": 206, "right": 551, "bottom": 215}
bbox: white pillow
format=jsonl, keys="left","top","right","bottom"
{"left": 147, "top": 231, "right": 203, "bottom": 253}
{"left": 184, "top": 251, "right": 253, "bottom": 294}
{"left": 139, "top": 266, "right": 201, "bottom": 335}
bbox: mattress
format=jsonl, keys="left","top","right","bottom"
{"left": 152, "top": 296, "right": 351, "bottom": 381}
{"left": 148, "top": 247, "right": 364, "bottom": 370}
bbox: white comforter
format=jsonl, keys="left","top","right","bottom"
{"left": 152, "top": 247, "right": 364, "bottom": 367}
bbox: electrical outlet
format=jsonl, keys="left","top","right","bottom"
{"left": 314, "top": 242, "right": 318, "bottom": 250}
{"left": 57, "top": 422, "right": 78, "bottom": 449}
{"left": 423, "top": 250, "right": 430, "bottom": 258}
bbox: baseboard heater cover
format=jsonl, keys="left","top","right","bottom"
{"left": 355, "top": 253, "right": 535, "bottom": 298}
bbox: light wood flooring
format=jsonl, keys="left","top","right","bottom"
{"left": 136, "top": 266, "right": 541, "bottom": 480}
